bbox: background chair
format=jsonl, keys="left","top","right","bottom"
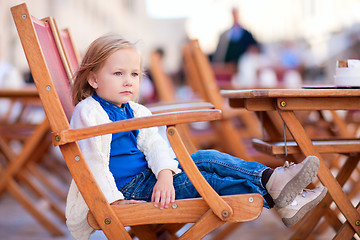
{"left": 0, "top": 90, "right": 68, "bottom": 236}
{"left": 0, "top": 14, "right": 73, "bottom": 236}
{"left": 149, "top": 49, "right": 223, "bottom": 153}
{"left": 183, "top": 39, "right": 281, "bottom": 167}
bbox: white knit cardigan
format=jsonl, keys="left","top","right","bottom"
{"left": 65, "top": 97, "right": 181, "bottom": 240}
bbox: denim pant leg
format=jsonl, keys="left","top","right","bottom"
{"left": 119, "top": 149, "right": 271, "bottom": 208}
{"left": 173, "top": 150, "right": 271, "bottom": 208}
{"left": 119, "top": 169, "right": 157, "bottom": 201}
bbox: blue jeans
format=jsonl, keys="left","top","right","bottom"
{"left": 119, "top": 150, "right": 271, "bottom": 208}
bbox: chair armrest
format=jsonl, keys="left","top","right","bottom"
{"left": 87, "top": 194, "right": 263, "bottom": 228}
{"left": 166, "top": 126, "right": 233, "bottom": 221}
{"left": 148, "top": 101, "right": 214, "bottom": 114}
{"left": 53, "top": 109, "right": 222, "bottom": 145}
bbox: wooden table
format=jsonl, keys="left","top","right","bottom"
{"left": 221, "top": 88, "right": 360, "bottom": 239}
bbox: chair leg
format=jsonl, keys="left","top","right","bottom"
{"left": 333, "top": 202, "right": 360, "bottom": 240}
{"left": 17, "top": 169, "right": 66, "bottom": 222}
{"left": 130, "top": 225, "right": 159, "bottom": 240}
{"left": 7, "top": 177, "right": 64, "bottom": 236}
{"left": 313, "top": 207, "right": 342, "bottom": 235}
{"left": 209, "top": 222, "right": 243, "bottom": 240}
{"left": 27, "top": 163, "right": 67, "bottom": 202}
{"left": 0, "top": 120, "right": 49, "bottom": 193}
{"left": 179, "top": 210, "right": 225, "bottom": 239}
{"left": 154, "top": 223, "right": 185, "bottom": 239}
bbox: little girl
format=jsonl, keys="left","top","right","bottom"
{"left": 66, "top": 34, "right": 327, "bottom": 240}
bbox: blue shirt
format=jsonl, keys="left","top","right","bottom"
{"left": 92, "top": 93, "right": 148, "bottom": 188}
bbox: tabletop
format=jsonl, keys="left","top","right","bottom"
{"left": 221, "top": 89, "right": 360, "bottom": 111}
{"left": 0, "top": 87, "right": 39, "bottom": 98}
{"left": 221, "top": 88, "right": 360, "bottom": 98}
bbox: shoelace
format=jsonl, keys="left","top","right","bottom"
{"left": 282, "top": 161, "right": 295, "bottom": 168}
{"left": 299, "top": 188, "right": 316, "bottom": 197}
{"left": 290, "top": 189, "right": 316, "bottom": 206}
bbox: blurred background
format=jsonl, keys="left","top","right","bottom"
{"left": 2, "top": 0, "right": 360, "bottom": 90}
{"left": 1, "top": 0, "right": 360, "bottom": 239}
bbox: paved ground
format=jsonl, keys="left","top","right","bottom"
{"left": 0, "top": 191, "right": 340, "bottom": 240}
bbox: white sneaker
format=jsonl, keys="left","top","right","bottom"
{"left": 275, "top": 186, "right": 327, "bottom": 227}
{"left": 266, "top": 156, "right": 320, "bottom": 208}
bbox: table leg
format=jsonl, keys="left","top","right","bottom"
{"left": 290, "top": 155, "right": 359, "bottom": 239}
{"left": 278, "top": 110, "right": 360, "bottom": 236}
{"left": 333, "top": 202, "right": 360, "bottom": 239}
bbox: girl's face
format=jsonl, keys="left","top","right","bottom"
{"left": 88, "top": 48, "right": 141, "bottom": 106}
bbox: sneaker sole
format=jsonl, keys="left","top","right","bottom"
{"left": 274, "top": 156, "right": 320, "bottom": 208}
{"left": 282, "top": 187, "right": 327, "bottom": 227}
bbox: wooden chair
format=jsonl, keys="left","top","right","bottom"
{"left": 12, "top": 3, "right": 264, "bottom": 239}
{"left": 40, "top": 14, "right": 199, "bottom": 239}
{"left": 183, "top": 40, "right": 281, "bottom": 167}
{"left": 0, "top": 88, "right": 42, "bottom": 144}
{"left": 0, "top": 91, "right": 67, "bottom": 236}
{"left": 149, "top": 50, "right": 222, "bottom": 153}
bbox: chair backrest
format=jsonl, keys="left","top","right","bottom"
{"left": 149, "top": 51, "right": 176, "bottom": 102}
{"left": 42, "top": 17, "right": 79, "bottom": 86}
{"left": 184, "top": 40, "right": 225, "bottom": 110}
{"left": 13, "top": 11, "right": 74, "bottom": 121}
{"left": 59, "top": 28, "right": 81, "bottom": 76}
{"left": 182, "top": 44, "right": 207, "bottom": 100}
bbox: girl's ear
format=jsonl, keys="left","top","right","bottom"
{"left": 87, "top": 72, "right": 98, "bottom": 89}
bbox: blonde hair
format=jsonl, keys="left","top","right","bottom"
{"left": 72, "top": 34, "right": 140, "bottom": 105}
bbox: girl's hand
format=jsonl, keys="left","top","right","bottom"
{"left": 151, "top": 169, "right": 175, "bottom": 209}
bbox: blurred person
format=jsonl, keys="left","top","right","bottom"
{"left": 0, "top": 44, "right": 25, "bottom": 120}
{"left": 0, "top": 46, "right": 23, "bottom": 89}
{"left": 277, "top": 41, "right": 304, "bottom": 88}
{"left": 212, "top": 7, "right": 259, "bottom": 65}
{"left": 211, "top": 7, "right": 260, "bottom": 85}
{"left": 232, "top": 45, "right": 277, "bottom": 88}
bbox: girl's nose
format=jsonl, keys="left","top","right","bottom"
{"left": 123, "top": 76, "right": 133, "bottom": 86}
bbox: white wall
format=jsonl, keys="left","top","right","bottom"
{"left": 3, "top": 0, "right": 360, "bottom": 79}
{"left": 3, "top": 0, "right": 188, "bottom": 76}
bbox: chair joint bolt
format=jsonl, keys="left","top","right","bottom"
{"left": 356, "top": 220, "right": 360, "bottom": 226}
{"left": 280, "top": 101, "right": 287, "bottom": 107}
{"left": 54, "top": 135, "right": 61, "bottom": 142}
{"left": 221, "top": 210, "right": 229, "bottom": 218}
{"left": 104, "top": 218, "right": 111, "bottom": 225}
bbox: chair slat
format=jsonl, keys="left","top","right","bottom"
{"left": 252, "top": 138, "right": 360, "bottom": 156}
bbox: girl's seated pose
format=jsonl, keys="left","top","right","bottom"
{"left": 66, "top": 34, "right": 327, "bottom": 240}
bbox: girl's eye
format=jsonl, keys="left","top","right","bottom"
{"left": 114, "top": 72, "right": 122, "bottom": 76}
{"left": 131, "top": 72, "right": 139, "bottom": 77}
